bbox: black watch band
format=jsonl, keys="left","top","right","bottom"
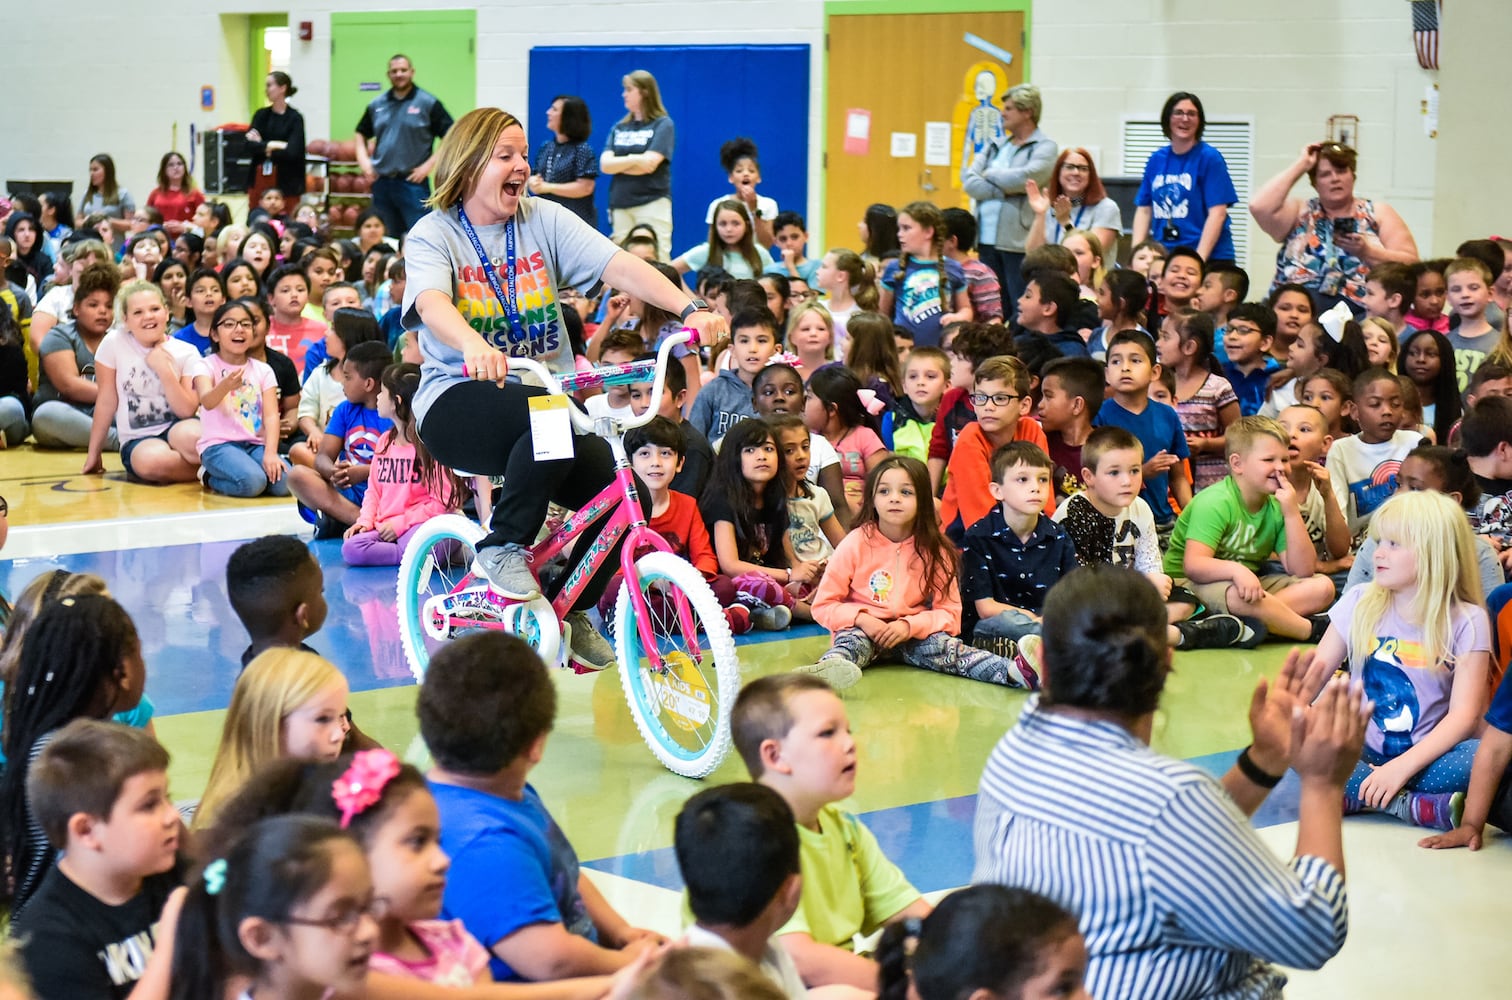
{"left": 1237, "top": 746, "right": 1283, "bottom": 788}
{"left": 680, "top": 298, "right": 710, "bottom": 321}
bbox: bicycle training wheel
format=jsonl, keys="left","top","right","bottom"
{"left": 396, "top": 514, "right": 562, "bottom": 682}
{"left": 613, "top": 551, "right": 740, "bottom": 778}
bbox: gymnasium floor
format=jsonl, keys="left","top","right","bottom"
{"left": 3, "top": 444, "right": 1508, "bottom": 996}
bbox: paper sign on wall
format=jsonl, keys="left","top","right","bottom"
{"left": 844, "top": 109, "right": 871, "bottom": 155}
{"left": 890, "top": 132, "right": 917, "bottom": 158}
{"left": 923, "top": 122, "right": 951, "bottom": 166}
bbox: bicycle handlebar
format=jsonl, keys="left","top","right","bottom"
{"left": 500, "top": 326, "right": 699, "bottom": 437}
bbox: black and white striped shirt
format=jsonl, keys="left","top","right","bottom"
{"left": 972, "top": 696, "right": 1348, "bottom": 999}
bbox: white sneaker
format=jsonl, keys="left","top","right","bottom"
{"left": 796, "top": 656, "right": 862, "bottom": 691}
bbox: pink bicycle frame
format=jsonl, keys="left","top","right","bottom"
{"left": 530, "top": 465, "right": 706, "bottom": 671}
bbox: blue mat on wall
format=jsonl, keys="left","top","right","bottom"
{"left": 528, "top": 45, "right": 811, "bottom": 257}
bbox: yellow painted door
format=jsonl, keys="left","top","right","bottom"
{"left": 825, "top": 11, "right": 1025, "bottom": 251}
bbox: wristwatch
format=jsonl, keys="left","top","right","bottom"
{"left": 680, "top": 298, "right": 711, "bottom": 321}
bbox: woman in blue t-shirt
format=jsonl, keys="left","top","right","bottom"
{"left": 1131, "top": 92, "right": 1238, "bottom": 264}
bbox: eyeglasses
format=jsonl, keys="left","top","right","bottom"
{"left": 284, "top": 897, "right": 388, "bottom": 935}
{"left": 970, "top": 392, "right": 1023, "bottom": 407}
{"left": 1061, "top": 163, "right": 1091, "bottom": 174}
{"left": 1170, "top": 109, "right": 1201, "bottom": 119}
{"left": 791, "top": 289, "right": 819, "bottom": 301}
{"left": 0, "top": 496, "right": 8, "bottom": 516}
{"left": 217, "top": 319, "right": 254, "bottom": 331}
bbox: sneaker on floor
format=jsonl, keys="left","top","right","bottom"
{"left": 796, "top": 656, "right": 862, "bottom": 691}
{"left": 749, "top": 604, "right": 793, "bottom": 631}
{"left": 1305, "top": 613, "right": 1331, "bottom": 644}
{"left": 1008, "top": 634, "right": 1043, "bottom": 691}
{"left": 1401, "top": 790, "right": 1466, "bottom": 831}
{"left": 1177, "top": 614, "right": 1264, "bottom": 650}
{"left": 565, "top": 611, "right": 617, "bottom": 672}
{"left": 724, "top": 604, "right": 753, "bottom": 635}
{"left": 296, "top": 501, "right": 318, "bottom": 525}
{"left": 313, "top": 514, "right": 346, "bottom": 541}
{"left": 472, "top": 543, "right": 541, "bottom": 599}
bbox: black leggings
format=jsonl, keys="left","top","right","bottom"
{"left": 420, "top": 379, "right": 646, "bottom": 611}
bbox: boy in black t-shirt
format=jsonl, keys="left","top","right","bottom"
{"left": 14, "top": 720, "right": 183, "bottom": 1000}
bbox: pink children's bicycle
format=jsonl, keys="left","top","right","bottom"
{"left": 396, "top": 329, "right": 741, "bottom": 778}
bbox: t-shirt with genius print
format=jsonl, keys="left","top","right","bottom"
{"left": 403, "top": 198, "right": 620, "bottom": 427}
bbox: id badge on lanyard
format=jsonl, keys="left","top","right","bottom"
{"left": 456, "top": 206, "right": 526, "bottom": 343}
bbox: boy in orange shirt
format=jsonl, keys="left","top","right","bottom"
{"left": 940, "top": 356, "right": 1053, "bottom": 539}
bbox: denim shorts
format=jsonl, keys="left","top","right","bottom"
{"left": 120, "top": 428, "right": 172, "bottom": 479}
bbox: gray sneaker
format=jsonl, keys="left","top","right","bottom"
{"left": 749, "top": 604, "right": 793, "bottom": 631}
{"left": 472, "top": 543, "right": 541, "bottom": 599}
{"left": 565, "top": 611, "right": 618, "bottom": 672}
{"left": 796, "top": 656, "right": 862, "bottom": 691}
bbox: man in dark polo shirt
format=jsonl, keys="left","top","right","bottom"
{"left": 354, "top": 53, "right": 455, "bottom": 238}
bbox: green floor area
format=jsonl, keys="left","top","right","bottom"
{"left": 156, "top": 634, "right": 1283, "bottom": 863}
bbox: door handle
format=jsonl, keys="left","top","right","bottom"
{"left": 920, "top": 169, "right": 937, "bottom": 194}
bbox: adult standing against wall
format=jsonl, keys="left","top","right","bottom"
{"left": 245, "top": 72, "right": 308, "bottom": 210}
{"left": 600, "top": 71, "right": 675, "bottom": 256}
{"left": 530, "top": 95, "right": 598, "bottom": 228}
{"left": 973, "top": 564, "right": 1370, "bottom": 1000}
{"left": 78, "top": 154, "right": 134, "bottom": 243}
{"left": 1249, "top": 142, "right": 1418, "bottom": 315}
{"left": 354, "top": 54, "right": 455, "bottom": 239}
{"left": 1131, "top": 92, "right": 1237, "bottom": 263}
{"left": 961, "top": 84, "right": 1057, "bottom": 316}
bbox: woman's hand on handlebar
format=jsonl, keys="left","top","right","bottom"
{"left": 682, "top": 309, "right": 728, "bottom": 346}
{"left": 464, "top": 336, "right": 509, "bottom": 386}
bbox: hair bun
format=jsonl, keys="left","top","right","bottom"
{"left": 286, "top": 84, "right": 299, "bottom": 97}
{"left": 1102, "top": 625, "right": 1163, "bottom": 679}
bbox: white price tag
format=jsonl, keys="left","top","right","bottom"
{"left": 528, "top": 395, "right": 575, "bottom": 461}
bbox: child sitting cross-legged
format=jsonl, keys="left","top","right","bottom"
{"left": 420, "top": 632, "right": 667, "bottom": 981}
{"left": 1312, "top": 490, "right": 1491, "bottom": 830}
{"left": 1036, "top": 355, "right": 1104, "bottom": 500}
{"left": 961, "top": 443, "right": 1080, "bottom": 687}
{"left": 802, "top": 456, "right": 1040, "bottom": 691}
{"left": 675, "top": 783, "right": 808, "bottom": 999}
{"left": 1277, "top": 404, "right": 1354, "bottom": 586}
{"left": 732, "top": 674, "right": 930, "bottom": 991}
{"left": 940, "top": 355, "right": 1053, "bottom": 538}
{"left": 12, "top": 720, "right": 183, "bottom": 1000}
{"left": 1096, "top": 330, "right": 1191, "bottom": 539}
{"left": 1325, "top": 366, "right": 1422, "bottom": 538}
{"left": 1053, "top": 426, "right": 1260, "bottom": 651}
{"left": 768, "top": 414, "right": 845, "bottom": 615}
{"left": 286, "top": 340, "right": 394, "bottom": 537}
{"left": 1164, "top": 415, "right": 1335, "bottom": 643}
{"left": 597, "top": 416, "right": 760, "bottom": 635}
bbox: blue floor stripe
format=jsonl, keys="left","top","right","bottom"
{"left": 586, "top": 748, "right": 1306, "bottom": 894}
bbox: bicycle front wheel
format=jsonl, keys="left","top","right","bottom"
{"left": 396, "top": 514, "right": 561, "bottom": 683}
{"left": 613, "top": 551, "right": 741, "bottom": 778}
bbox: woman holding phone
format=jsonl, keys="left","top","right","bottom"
{"left": 1250, "top": 141, "right": 1419, "bottom": 315}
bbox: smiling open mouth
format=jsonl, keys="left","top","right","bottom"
{"left": 503, "top": 181, "right": 523, "bottom": 196}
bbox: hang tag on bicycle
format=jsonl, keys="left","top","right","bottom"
{"left": 528, "top": 394, "right": 575, "bottom": 461}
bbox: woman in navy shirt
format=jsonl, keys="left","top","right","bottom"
{"left": 530, "top": 95, "right": 599, "bottom": 228}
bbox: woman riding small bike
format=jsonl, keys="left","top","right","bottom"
{"left": 404, "top": 107, "right": 726, "bottom": 671}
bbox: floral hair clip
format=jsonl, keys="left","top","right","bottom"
{"left": 203, "top": 858, "right": 228, "bottom": 896}
{"left": 768, "top": 352, "right": 803, "bottom": 370}
{"left": 332, "top": 748, "right": 401, "bottom": 829}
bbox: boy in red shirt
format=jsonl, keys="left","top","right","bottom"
{"left": 927, "top": 322, "right": 1028, "bottom": 494}
{"left": 598, "top": 416, "right": 754, "bottom": 634}
{"left": 265, "top": 263, "right": 329, "bottom": 376}
{"left": 940, "top": 355, "right": 1053, "bottom": 539}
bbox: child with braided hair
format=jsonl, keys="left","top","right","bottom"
{"left": 878, "top": 202, "right": 972, "bottom": 348}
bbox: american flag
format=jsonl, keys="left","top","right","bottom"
{"left": 1412, "top": 0, "right": 1441, "bottom": 70}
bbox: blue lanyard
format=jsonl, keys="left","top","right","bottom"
{"left": 1051, "top": 202, "right": 1087, "bottom": 243}
{"left": 456, "top": 206, "right": 524, "bottom": 339}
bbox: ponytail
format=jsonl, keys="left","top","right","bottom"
{"left": 831, "top": 249, "right": 879, "bottom": 311}
{"left": 876, "top": 919, "right": 918, "bottom": 1000}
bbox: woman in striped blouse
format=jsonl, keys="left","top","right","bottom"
{"left": 972, "top": 563, "right": 1372, "bottom": 999}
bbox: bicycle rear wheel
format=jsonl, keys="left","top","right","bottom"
{"left": 613, "top": 551, "right": 740, "bottom": 778}
{"left": 396, "top": 514, "right": 562, "bottom": 682}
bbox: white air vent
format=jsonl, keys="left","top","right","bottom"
{"left": 1121, "top": 119, "right": 1255, "bottom": 270}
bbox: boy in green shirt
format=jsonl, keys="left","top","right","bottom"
{"left": 1164, "top": 415, "right": 1335, "bottom": 642}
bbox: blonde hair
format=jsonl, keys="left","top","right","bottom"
{"left": 1063, "top": 228, "right": 1107, "bottom": 290}
{"left": 619, "top": 70, "right": 668, "bottom": 123}
{"left": 115, "top": 279, "right": 166, "bottom": 324}
{"left": 826, "top": 248, "right": 879, "bottom": 311}
{"left": 1347, "top": 491, "right": 1483, "bottom": 672}
{"left": 0, "top": 571, "right": 110, "bottom": 685}
{"left": 785, "top": 301, "right": 835, "bottom": 360}
{"left": 1224, "top": 414, "right": 1288, "bottom": 460}
{"left": 1362, "top": 316, "right": 1400, "bottom": 371}
{"left": 628, "top": 948, "right": 786, "bottom": 1000}
{"left": 194, "top": 649, "right": 348, "bottom": 829}
{"left": 216, "top": 224, "right": 248, "bottom": 262}
{"left": 428, "top": 107, "right": 526, "bottom": 211}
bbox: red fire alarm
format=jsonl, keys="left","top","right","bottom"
{"left": 298, "top": 21, "right": 313, "bottom": 41}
